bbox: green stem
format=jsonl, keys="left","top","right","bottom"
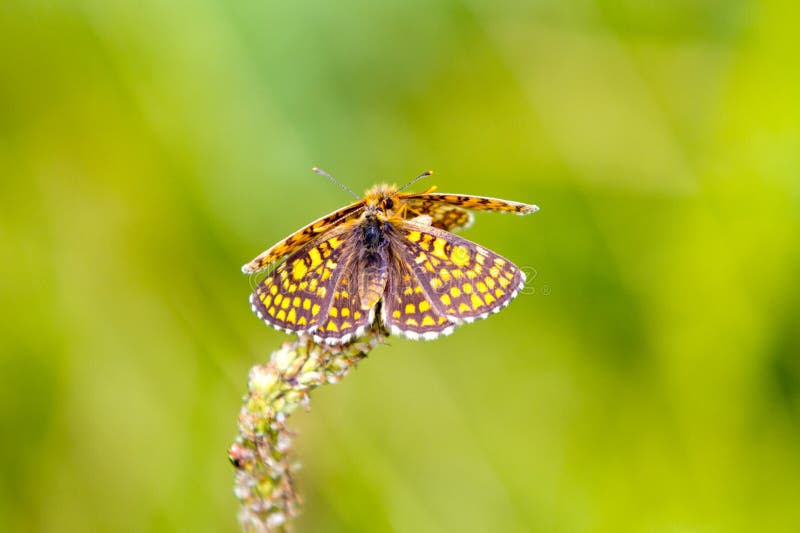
{"left": 229, "top": 333, "right": 383, "bottom": 532}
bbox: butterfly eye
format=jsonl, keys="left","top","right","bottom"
{"left": 384, "top": 198, "right": 394, "bottom": 210}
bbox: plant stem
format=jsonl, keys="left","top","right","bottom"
{"left": 229, "top": 333, "right": 383, "bottom": 532}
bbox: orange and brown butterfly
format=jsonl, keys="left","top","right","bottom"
{"left": 242, "top": 168, "right": 539, "bottom": 344}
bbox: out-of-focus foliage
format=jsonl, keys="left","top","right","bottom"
{"left": 1, "top": 1, "right": 799, "bottom": 531}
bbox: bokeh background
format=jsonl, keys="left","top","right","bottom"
{"left": 2, "top": 1, "right": 800, "bottom": 531}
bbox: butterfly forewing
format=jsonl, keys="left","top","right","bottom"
{"left": 391, "top": 220, "right": 526, "bottom": 325}
{"left": 400, "top": 198, "right": 474, "bottom": 232}
{"left": 242, "top": 199, "right": 365, "bottom": 274}
{"left": 400, "top": 192, "right": 537, "bottom": 216}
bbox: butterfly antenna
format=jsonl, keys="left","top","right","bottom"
{"left": 397, "top": 170, "right": 433, "bottom": 193}
{"left": 312, "top": 167, "right": 360, "bottom": 199}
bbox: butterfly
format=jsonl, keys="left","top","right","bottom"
{"left": 243, "top": 169, "right": 538, "bottom": 345}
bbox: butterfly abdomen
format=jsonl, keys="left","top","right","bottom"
{"left": 357, "top": 252, "right": 388, "bottom": 311}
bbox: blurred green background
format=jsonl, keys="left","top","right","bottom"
{"left": 2, "top": 0, "right": 800, "bottom": 531}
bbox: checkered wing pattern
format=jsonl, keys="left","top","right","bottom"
{"left": 401, "top": 192, "right": 537, "bottom": 216}
{"left": 381, "top": 257, "right": 456, "bottom": 340}
{"left": 401, "top": 198, "right": 474, "bottom": 232}
{"left": 242, "top": 200, "right": 365, "bottom": 274}
{"left": 313, "top": 263, "right": 380, "bottom": 344}
{"left": 249, "top": 223, "right": 371, "bottom": 342}
{"left": 391, "top": 220, "right": 526, "bottom": 325}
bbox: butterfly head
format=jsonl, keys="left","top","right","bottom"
{"left": 363, "top": 184, "right": 399, "bottom": 217}
{"left": 362, "top": 170, "right": 434, "bottom": 217}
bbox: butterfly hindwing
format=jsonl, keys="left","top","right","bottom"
{"left": 381, "top": 257, "right": 456, "bottom": 340}
{"left": 391, "top": 220, "right": 526, "bottom": 325}
{"left": 311, "top": 263, "right": 376, "bottom": 344}
{"left": 250, "top": 224, "right": 363, "bottom": 336}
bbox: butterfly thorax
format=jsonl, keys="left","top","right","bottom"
{"left": 360, "top": 212, "right": 388, "bottom": 250}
